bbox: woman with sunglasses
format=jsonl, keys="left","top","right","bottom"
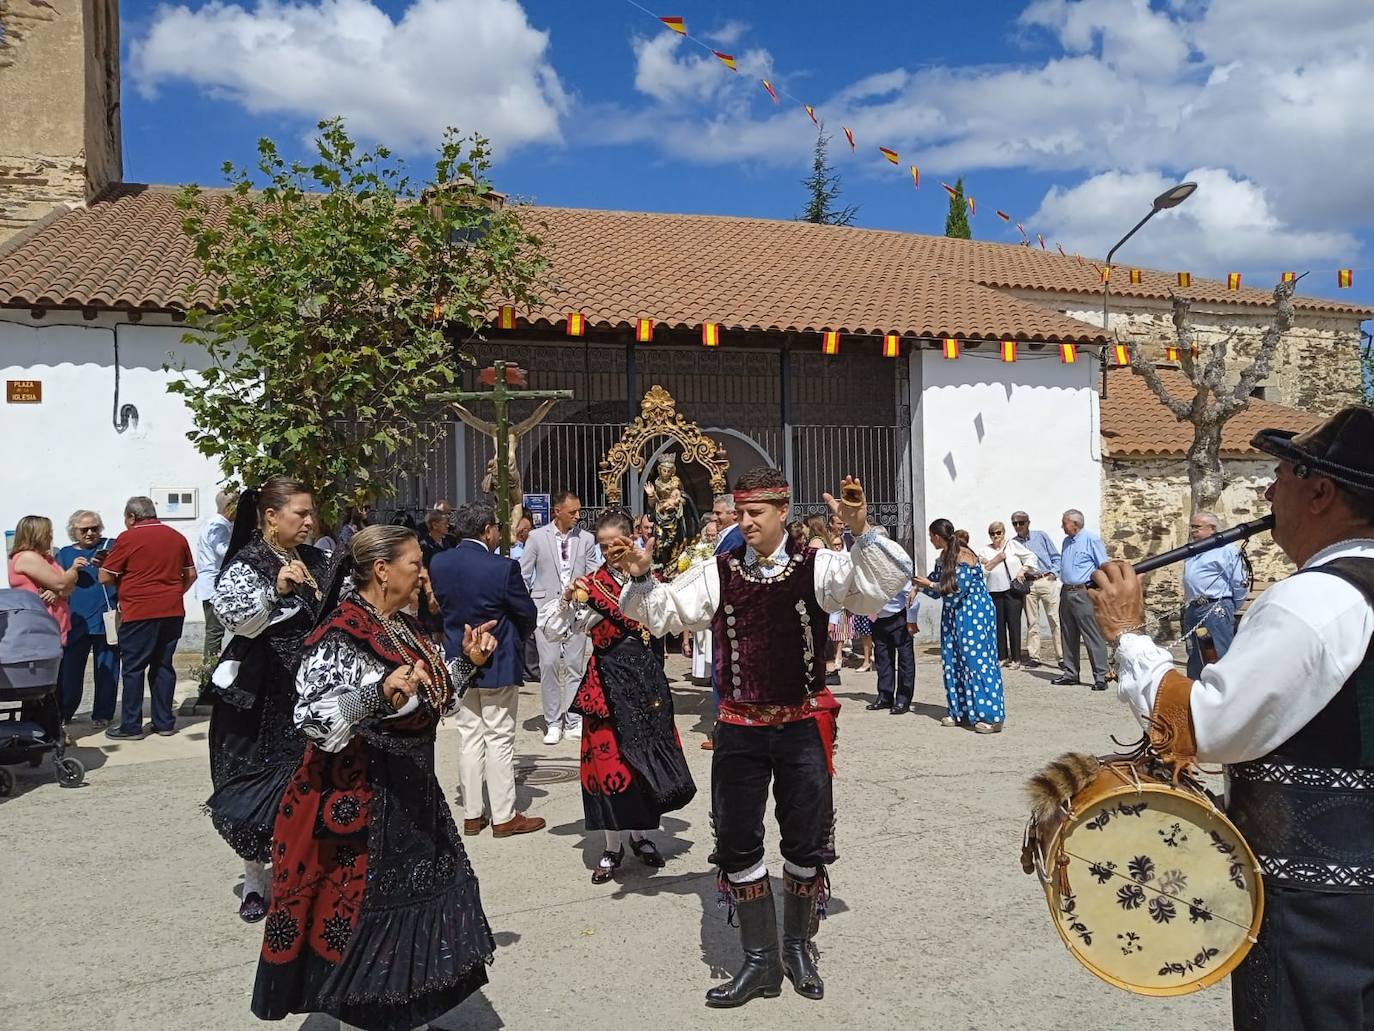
{"left": 978, "top": 521, "right": 1039, "bottom": 669}
{"left": 55, "top": 511, "right": 120, "bottom": 726}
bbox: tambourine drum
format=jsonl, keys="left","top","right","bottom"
{"left": 1037, "top": 764, "right": 1264, "bottom": 996}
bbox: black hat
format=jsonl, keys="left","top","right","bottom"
{"left": 1251, "top": 406, "right": 1374, "bottom": 493}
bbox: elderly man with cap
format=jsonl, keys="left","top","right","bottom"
{"left": 1090, "top": 406, "right": 1374, "bottom": 1031}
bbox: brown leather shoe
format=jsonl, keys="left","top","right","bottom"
{"left": 463, "top": 816, "right": 490, "bottom": 836}
{"left": 491, "top": 812, "right": 545, "bottom": 838}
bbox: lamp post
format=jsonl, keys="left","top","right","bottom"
{"left": 1100, "top": 180, "right": 1197, "bottom": 397}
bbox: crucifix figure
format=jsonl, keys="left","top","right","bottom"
{"left": 428, "top": 361, "right": 573, "bottom": 554}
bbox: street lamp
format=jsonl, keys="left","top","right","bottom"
{"left": 1100, "top": 180, "right": 1197, "bottom": 395}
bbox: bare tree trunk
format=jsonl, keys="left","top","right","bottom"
{"left": 1186, "top": 424, "right": 1225, "bottom": 512}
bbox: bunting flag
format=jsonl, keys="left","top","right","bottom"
{"left": 1227, "top": 272, "right": 1242, "bottom": 290}
{"left": 761, "top": 79, "right": 779, "bottom": 103}
{"left": 712, "top": 51, "right": 737, "bottom": 71}
{"left": 1177, "top": 271, "right": 1192, "bottom": 287}
{"left": 940, "top": 182, "right": 958, "bottom": 199}
{"left": 1057, "top": 243, "right": 1067, "bottom": 257}
{"left": 498, "top": 304, "right": 516, "bottom": 330}
{"left": 636, "top": 317, "right": 654, "bottom": 343}
{"left": 1059, "top": 343, "right": 1077, "bottom": 364}
{"left": 1037, "top": 234, "right": 1046, "bottom": 250}
{"left": 1338, "top": 268, "right": 1354, "bottom": 288}
{"left": 942, "top": 337, "right": 960, "bottom": 359}
{"left": 909, "top": 165, "right": 920, "bottom": 190}
{"left": 659, "top": 15, "right": 686, "bottom": 34}
{"left": 1114, "top": 343, "right": 1130, "bottom": 366}
{"left": 883, "top": 332, "right": 900, "bottom": 358}
{"left": 822, "top": 330, "right": 840, "bottom": 355}
{"left": 566, "top": 312, "right": 586, "bottom": 337}
{"left": 1281, "top": 271, "right": 1296, "bottom": 284}
{"left": 966, "top": 196, "right": 976, "bottom": 216}
{"left": 1000, "top": 339, "right": 1017, "bottom": 363}
{"left": 702, "top": 321, "right": 720, "bottom": 347}
{"left": 805, "top": 105, "right": 819, "bottom": 127}
{"left": 1129, "top": 268, "right": 1143, "bottom": 285}
{"left": 995, "top": 210, "right": 1010, "bottom": 222}
{"left": 843, "top": 126, "right": 856, "bottom": 150}
{"left": 879, "top": 146, "right": 899, "bottom": 165}
{"left": 1100, "top": 266, "right": 1110, "bottom": 283}
{"left": 1166, "top": 345, "right": 1180, "bottom": 362}
{"left": 1016, "top": 222, "right": 1026, "bottom": 236}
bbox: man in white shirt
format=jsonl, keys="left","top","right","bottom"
{"left": 1094, "top": 406, "right": 1374, "bottom": 1031}
{"left": 193, "top": 489, "right": 237, "bottom": 699}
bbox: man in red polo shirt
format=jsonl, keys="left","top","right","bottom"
{"left": 99, "top": 496, "right": 196, "bottom": 739}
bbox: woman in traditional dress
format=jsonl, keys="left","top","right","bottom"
{"left": 540, "top": 510, "right": 697, "bottom": 885}
{"left": 252, "top": 525, "right": 499, "bottom": 1031}
{"left": 208, "top": 477, "right": 333, "bottom": 922}
{"left": 913, "top": 518, "right": 1006, "bottom": 734}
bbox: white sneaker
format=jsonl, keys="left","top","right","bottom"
{"left": 564, "top": 722, "right": 582, "bottom": 741}
{"left": 542, "top": 724, "right": 562, "bottom": 745}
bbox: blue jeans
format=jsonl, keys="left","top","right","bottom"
{"left": 58, "top": 627, "right": 120, "bottom": 722}
{"left": 1182, "top": 599, "right": 1236, "bottom": 679}
{"left": 117, "top": 616, "right": 184, "bottom": 733}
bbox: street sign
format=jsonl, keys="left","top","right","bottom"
{"left": 6, "top": 380, "right": 41, "bottom": 403}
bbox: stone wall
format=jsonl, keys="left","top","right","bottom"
{"left": 1101, "top": 456, "right": 1290, "bottom": 639}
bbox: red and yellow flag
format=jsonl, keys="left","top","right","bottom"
{"left": 995, "top": 210, "right": 1010, "bottom": 222}
{"left": 702, "top": 322, "right": 720, "bottom": 347}
{"left": 635, "top": 318, "right": 654, "bottom": 343}
{"left": 1037, "top": 234, "right": 1046, "bottom": 250}
{"left": 659, "top": 16, "right": 687, "bottom": 34}
{"left": 942, "top": 337, "right": 960, "bottom": 360}
{"left": 566, "top": 313, "right": 585, "bottom": 337}
{"left": 822, "top": 330, "right": 840, "bottom": 355}
{"left": 879, "top": 146, "right": 899, "bottom": 164}
{"left": 1129, "top": 268, "right": 1142, "bottom": 285}
{"left": 1177, "top": 271, "right": 1192, "bottom": 287}
{"left": 1100, "top": 266, "right": 1110, "bottom": 283}
{"left": 1281, "top": 271, "right": 1296, "bottom": 284}
{"left": 1016, "top": 222, "right": 1026, "bottom": 237}
{"left": 1338, "top": 268, "right": 1354, "bottom": 288}
{"left": 1166, "top": 345, "right": 1180, "bottom": 362}
{"left": 712, "top": 51, "right": 737, "bottom": 71}
{"left": 1059, "top": 343, "right": 1077, "bottom": 364}
{"left": 909, "top": 165, "right": 920, "bottom": 189}
{"left": 1000, "top": 339, "right": 1017, "bottom": 363}
{"left": 1057, "top": 243, "right": 1067, "bottom": 257}
{"left": 966, "top": 196, "right": 976, "bottom": 216}
{"left": 805, "top": 105, "right": 819, "bottom": 127}
{"left": 761, "top": 79, "right": 779, "bottom": 103}
{"left": 498, "top": 305, "right": 516, "bottom": 330}
{"left": 883, "top": 333, "right": 900, "bottom": 358}
{"left": 843, "top": 126, "right": 855, "bottom": 150}
{"left": 940, "top": 182, "right": 957, "bottom": 199}
{"left": 1114, "top": 343, "right": 1130, "bottom": 366}
{"left": 1227, "top": 272, "right": 1242, "bottom": 290}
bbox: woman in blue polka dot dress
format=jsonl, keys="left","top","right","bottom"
{"left": 914, "top": 518, "right": 1006, "bottom": 733}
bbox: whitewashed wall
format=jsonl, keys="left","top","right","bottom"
{"left": 909, "top": 346, "right": 1102, "bottom": 571}
{"left": 0, "top": 311, "right": 220, "bottom": 630}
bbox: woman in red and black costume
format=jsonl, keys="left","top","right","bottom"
{"left": 251, "top": 525, "right": 499, "bottom": 1031}
{"left": 608, "top": 468, "right": 911, "bottom": 1010}
{"left": 540, "top": 509, "right": 696, "bottom": 884}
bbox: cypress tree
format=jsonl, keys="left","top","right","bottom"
{"left": 945, "top": 177, "right": 972, "bottom": 239}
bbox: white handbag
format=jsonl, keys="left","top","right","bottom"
{"left": 101, "top": 584, "right": 120, "bottom": 645}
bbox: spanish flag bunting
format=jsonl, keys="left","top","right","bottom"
{"left": 1338, "top": 268, "right": 1354, "bottom": 288}
{"left": 995, "top": 210, "right": 1010, "bottom": 222}
{"left": 941, "top": 182, "right": 958, "bottom": 199}
{"left": 805, "top": 105, "right": 819, "bottom": 127}
{"left": 761, "top": 79, "right": 779, "bottom": 103}
{"left": 1129, "top": 268, "right": 1142, "bottom": 285}
{"left": 942, "top": 337, "right": 960, "bottom": 359}
{"left": 879, "top": 146, "right": 899, "bottom": 165}
{"left": 843, "top": 127, "right": 856, "bottom": 150}
{"left": 966, "top": 196, "right": 976, "bottom": 215}
{"left": 1100, "top": 266, "right": 1110, "bottom": 283}
{"left": 883, "top": 333, "right": 900, "bottom": 358}
{"left": 702, "top": 322, "right": 720, "bottom": 347}
{"left": 1227, "top": 272, "right": 1242, "bottom": 290}
{"left": 822, "top": 330, "right": 840, "bottom": 355}
{"left": 712, "top": 51, "right": 737, "bottom": 71}
{"left": 909, "top": 165, "right": 920, "bottom": 189}
{"left": 1281, "top": 271, "right": 1296, "bottom": 284}
{"left": 1166, "top": 345, "right": 1180, "bottom": 362}
{"left": 659, "top": 15, "right": 687, "bottom": 34}
{"left": 1037, "top": 234, "right": 1046, "bottom": 250}
{"left": 1000, "top": 339, "right": 1017, "bottom": 363}
{"left": 566, "top": 313, "right": 585, "bottom": 337}
{"left": 1016, "top": 222, "right": 1026, "bottom": 236}
{"left": 635, "top": 318, "right": 654, "bottom": 343}
{"left": 1114, "top": 343, "right": 1130, "bottom": 366}
{"left": 1059, "top": 343, "right": 1077, "bottom": 364}
{"left": 1057, "top": 243, "right": 1067, "bottom": 257}
{"left": 498, "top": 304, "right": 516, "bottom": 330}
{"left": 1177, "top": 271, "right": 1192, "bottom": 287}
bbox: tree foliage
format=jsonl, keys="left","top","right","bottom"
{"left": 944, "top": 177, "right": 971, "bottom": 239}
{"left": 798, "top": 128, "right": 858, "bottom": 226}
{"left": 171, "top": 119, "right": 548, "bottom": 518}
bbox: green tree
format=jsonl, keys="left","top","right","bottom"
{"left": 944, "top": 176, "right": 971, "bottom": 239}
{"left": 171, "top": 118, "right": 548, "bottom": 518}
{"left": 798, "top": 128, "right": 858, "bottom": 226}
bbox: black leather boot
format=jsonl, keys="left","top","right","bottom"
{"left": 781, "top": 870, "right": 824, "bottom": 1000}
{"left": 704, "top": 876, "right": 783, "bottom": 1008}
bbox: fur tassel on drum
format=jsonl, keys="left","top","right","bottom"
{"left": 1025, "top": 752, "right": 1101, "bottom": 826}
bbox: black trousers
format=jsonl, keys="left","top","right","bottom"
{"left": 1232, "top": 884, "right": 1374, "bottom": 1030}
{"left": 711, "top": 720, "right": 835, "bottom": 874}
{"left": 871, "top": 611, "right": 914, "bottom": 706}
{"left": 117, "top": 616, "right": 184, "bottom": 733}
{"left": 989, "top": 590, "right": 1025, "bottom": 661}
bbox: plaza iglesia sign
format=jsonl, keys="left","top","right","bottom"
{"left": 6, "top": 380, "right": 41, "bottom": 403}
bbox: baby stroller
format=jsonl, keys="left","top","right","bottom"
{"left": 0, "top": 588, "right": 85, "bottom": 796}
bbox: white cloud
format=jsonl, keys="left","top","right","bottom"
{"left": 706, "top": 20, "right": 749, "bottom": 47}
{"left": 130, "top": 0, "right": 568, "bottom": 154}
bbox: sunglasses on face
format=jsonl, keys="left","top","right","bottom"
{"left": 77, "top": 527, "right": 102, "bottom": 535}
{"left": 1012, "top": 521, "right": 1028, "bottom": 526}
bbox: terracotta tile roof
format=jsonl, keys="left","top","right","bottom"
{"left": 1100, "top": 366, "right": 1321, "bottom": 457}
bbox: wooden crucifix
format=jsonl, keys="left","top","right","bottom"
{"left": 427, "top": 361, "right": 573, "bottom": 555}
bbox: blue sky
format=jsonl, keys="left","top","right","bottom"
{"left": 121, "top": 0, "right": 1374, "bottom": 315}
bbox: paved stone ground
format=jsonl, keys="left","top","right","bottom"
{"left": 0, "top": 649, "right": 1231, "bottom": 1031}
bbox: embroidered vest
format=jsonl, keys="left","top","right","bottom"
{"left": 1228, "top": 556, "right": 1374, "bottom": 891}
{"left": 711, "top": 539, "right": 828, "bottom": 706}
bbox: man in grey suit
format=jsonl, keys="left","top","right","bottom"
{"left": 519, "top": 490, "right": 598, "bottom": 744}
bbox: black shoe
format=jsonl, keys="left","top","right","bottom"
{"left": 104, "top": 725, "right": 144, "bottom": 740}
{"left": 890, "top": 703, "right": 910, "bottom": 715}
{"left": 1092, "top": 682, "right": 1108, "bottom": 692}
{"left": 591, "top": 847, "right": 624, "bottom": 884}
{"left": 824, "top": 671, "right": 841, "bottom": 686}
{"left": 1049, "top": 675, "right": 1081, "bottom": 686}
{"left": 865, "top": 699, "right": 893, "bottom": 710}
{"left": 629, "top": 837, "right": 665, "bottom": 868}
{"left": 239, "top": 892, "right": 268, "bottom": 923}
{"left": 781, "top": 871, "right": 825, "bottom": 1001}
{"left": 146, "top": 724, "right": 176, "bottom": 737}
{"left": 1022, "top": 659, "right": 1041, "bottom": 669}
{"left": 705, "top": 878, "right": 783, "bottom": 1008}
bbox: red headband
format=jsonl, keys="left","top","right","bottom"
{"left": 733, "top": 484, "right": 791, "bottom": 505}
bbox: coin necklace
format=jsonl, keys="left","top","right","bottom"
{"left": 266, "top": 538, "right": 319, "bottom": 593}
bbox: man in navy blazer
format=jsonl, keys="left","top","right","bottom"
{"left": 430, "top": 502, "right": 544, "bottom": 839}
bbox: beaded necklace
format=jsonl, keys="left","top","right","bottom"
{"left": 265, "top": 535, "right": 320, "bottom": 593}
{"left": 359, "top": 596, "right": 453, "bottom": 712}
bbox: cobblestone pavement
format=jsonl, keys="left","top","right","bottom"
{"left": 0, "top": 649, "right": 1230, "bottom": 1031}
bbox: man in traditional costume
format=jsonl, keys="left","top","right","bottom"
{"left": 1093, "top": 407, "right": 1374, "bottom": 1030}
{"left": 609, "top": 467, "right": 911, "bottom": 1008}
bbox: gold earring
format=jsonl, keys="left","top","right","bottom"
{"left": 267, "top": 524, "right": 279, "bottom": 546}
